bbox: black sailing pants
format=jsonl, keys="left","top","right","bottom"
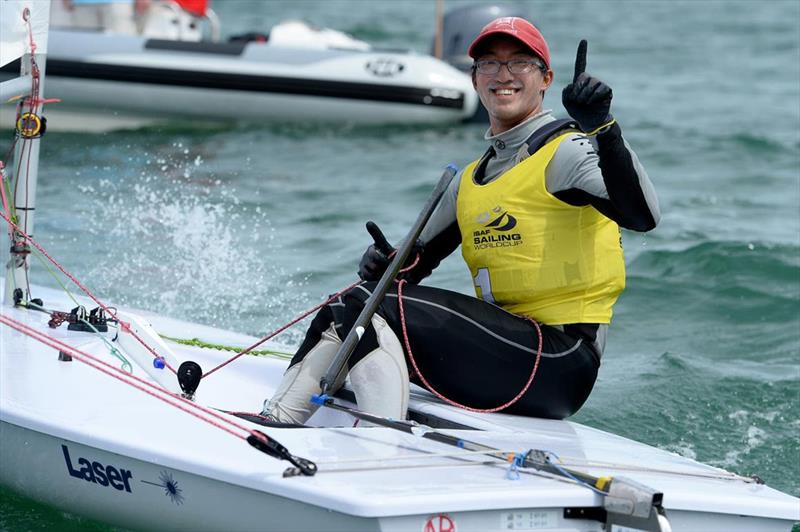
{"left": 291, "top": 282, "right": 600, "bottom": 420}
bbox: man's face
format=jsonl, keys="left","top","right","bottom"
{"left": 472, "top": 36, "right": 553, "bottom": 134}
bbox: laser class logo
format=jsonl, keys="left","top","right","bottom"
{"left": 61, "top": 445, "right": 134, "bottom": 493}
{"left": 141, "top": 471, "right": 185, "bottom": 505}
{"left": 473, "top": 206, "right": 522, "bottom": 249}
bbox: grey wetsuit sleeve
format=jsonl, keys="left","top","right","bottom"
{"left": 404, "top": 171, "right": 462, "bottom": 283}
{"left": 546, "top": 125, "right": 660, "bottom": 231}
{"left": 421, "top": 170, "right": 460, "bottom": 243}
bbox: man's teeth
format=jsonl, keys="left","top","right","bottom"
{"left": 495, "top": 89, "right": 516, "bottom": 95}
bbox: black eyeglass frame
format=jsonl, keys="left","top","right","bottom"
{"left": 472, "top": 59, "right": 547, "bottom": 75}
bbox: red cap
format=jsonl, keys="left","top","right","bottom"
{"left": 468, "top": 17, "right": 550, "bottom": 70}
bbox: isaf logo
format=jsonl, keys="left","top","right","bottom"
{"left": 485, "top": 210, "right": 517, "bottom": 231}
{"left": 473, "top": 206, "right": 522, "bottom": 249}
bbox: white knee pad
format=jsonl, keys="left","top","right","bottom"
{"left": 262, "top": 324, "right": 344, "bottom": 424}
{"left": 349, "top": 314, "right": 409, "bottom": 421}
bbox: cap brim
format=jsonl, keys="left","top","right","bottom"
{"left": 468, "top": 30, "right": 533, "bottom": 58}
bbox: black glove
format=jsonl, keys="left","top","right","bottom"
{"left": 562, "top": 40, "right": 613, "bottom": 133}
{"left": 357, "top": 221, "right": 396, "bottom": 281}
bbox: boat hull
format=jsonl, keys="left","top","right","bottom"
{"left": 2, "top": 420, "right": 795, "bottom": 532}
{"left": 0, "top": 421, "right": 378, "bottom": 532}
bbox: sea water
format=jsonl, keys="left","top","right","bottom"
{"left": 1, "top": 1, "right": 798, "bottom": 530}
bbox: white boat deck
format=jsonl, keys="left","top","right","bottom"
{"left": 2, "top": 286, "right": 798, "bottom": 531}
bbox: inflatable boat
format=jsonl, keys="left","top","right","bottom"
{"left": 0, "top": 23, "right": 478, "bottom": 129}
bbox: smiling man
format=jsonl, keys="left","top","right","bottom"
{"left": 261, "top": 17, "right": 661, "bottom": 424}
{"left": 471, "top": 24, "right": 553, "bottom": 134}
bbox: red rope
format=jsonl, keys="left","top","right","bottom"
{"left": 398, "top": 253, "right": 419, "bottom": 273}
{"left": 204, "top": 251, "right": 422, "bottom": 378}
{"left": 0, "top": 210, "right": 176, "bottom": 373}
{"left": 396, "top": 278, "right": 542, "bottom": 414}
{"left": 23, "top": 7, "right": 36, "bottom": 55}
{"left": 203, "top": 250, "right": 422, "bottom": 378}
{"left": 202, "top": 280, "right": 364, "bottom": 378}
{"left": 21, "top": 102, "right": 35, "bottom": 300}
{"left": 5, "top": 15, "right": 42, "bottom": 296}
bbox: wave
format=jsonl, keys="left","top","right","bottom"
{"left": 575, "top": 371, "right": 800, "bottom": 496}
{"left": 614, "top": 240, "right": 799, "bottom": 376}
{"left": 715, "top": 132, "right": 791, "bottom": 156}
{"left": 32, "top": 169, "right": 311, "bottom": 342}
{"left": 628, "top": 240, "right": 799, "bottom": 300}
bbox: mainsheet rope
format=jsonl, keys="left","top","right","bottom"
{"left": 201, "top": 280, "right": 364, "bottom": 379}
{"left": 397, "top": 277, "right": 542, "bottom": 413}
{"left": 392, "top": 254, "right": 543, "bottom": 413}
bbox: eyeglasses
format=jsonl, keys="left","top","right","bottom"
{"left": 473, "top": 59, "right": 546, "bottom": 75}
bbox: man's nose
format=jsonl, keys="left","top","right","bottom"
{"left": 495, "top": 64, "right": 515, "bottom": 82}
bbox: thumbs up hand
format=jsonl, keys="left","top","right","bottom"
{"left": 562, "top": 40, "right": 614, "bottom": 134}
{"left": 358, "top": 221, "right": 396, "bottom": 281}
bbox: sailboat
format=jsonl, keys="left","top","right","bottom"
{"left": 1, "top": 2, "right": 798, "bottom": 531}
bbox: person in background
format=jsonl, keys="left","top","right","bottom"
{"left": 261, "top": 17, "right": 660, "bottom": 424}
{"left": 140, "top": 0, "right": 209, "bottom": 41}
{"left": 172, "top": 0, "right": 206, "bottom": 17}
{"left": 54, "top": 0, "right": 150, "bottom": 34}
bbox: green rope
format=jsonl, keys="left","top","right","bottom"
{"left": 79, "top": 320, "right": 132, "bottom": 373}
{"left": 159, "top": 334, "right": 293, "bottom": 360}
{"left": 29, "top": 247, "right": 83, "bottom": 309}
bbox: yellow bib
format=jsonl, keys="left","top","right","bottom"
{"left": 456, "top": 133, "right": 625, "bottom": 325}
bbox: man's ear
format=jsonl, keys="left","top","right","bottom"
{"left": 472, "top": 69, "right": 477, "bottom": 90}
{"left": 542, "top": 69, "right": 554, "bottom": 91}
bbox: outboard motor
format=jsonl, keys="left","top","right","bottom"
{"left": 433, "top": 4, "right": 527, "bottom": 121}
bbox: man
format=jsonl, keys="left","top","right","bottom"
{"left": 262, "top": 17, "right": 659, "bottom": 424}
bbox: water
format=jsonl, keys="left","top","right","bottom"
{"left": 1, "top": 0, "right": 798, "bottom": 529}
